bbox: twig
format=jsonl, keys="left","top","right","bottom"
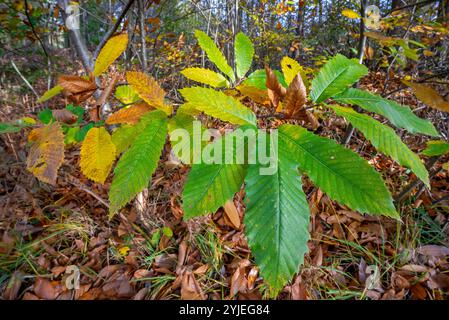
{"left": 10, "top": 60, "right": 38, "bottom": 98}
{"left": 343, "top": 0, "right": 367, "bottom": 146}
{"left": 382, "top": 6, "right": 417, "bottom": 95}
{"left": 66, "top": 176, "right": 110, "bottom": 208}
{"left": 432, "top": 194, "right": 449, "bottom": 205}
{"left": 384, "top": 68, "right": 449, "bottom": 98}
{"left": 394, "top": 156, "right": 440, "bottom": 203}
{"left": 96, "top": 73, "right": 119, "bottom": 110}
{"left": 93, "top": 0, "right": 136, "bottom": 61}
{"left": 386, "top": 0, "right": 439, "bottom": 16}
{"left": 24, "top": 0, "right": 50, "bottom": 59}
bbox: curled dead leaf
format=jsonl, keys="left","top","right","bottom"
{"left": 58, "top": 75, "right": 96, "bottom": 103}
{"left": 284, "top": 72, "right": 307, "bottom": 118}
{"left": 52, "top": 109, "right": 77, "bottom": 124}
{"left": 265, "top": 65, "right": 286, "bottom": 109}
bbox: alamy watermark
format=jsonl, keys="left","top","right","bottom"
{"left": 170, "top": 122, "right": 278, "bottom": 175}
{"left": 65, "top": 2, "right": 80, "bottom": 30}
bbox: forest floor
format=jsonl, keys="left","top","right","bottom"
{"left": 0, "top": 51, "right": 448, "bottom": 300}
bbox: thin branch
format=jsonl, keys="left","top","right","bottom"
{"left": 394, "top": 156, "right": 440, "bottom": 203}
{"left": 66, "top": 176, "right": 110, "bottom": 208}
{"left": 24, "top": 0, "right": 50, "bottom": 59}
{"left": 386, "top": 0, "right": 439, "bottom": 16}
{"left": 93, "top": 0, "right": 137, "bottom": 61}
{"left": 343, "top": 0, "right": 367, "bottom": 146}
{"left": 10, "top": 60, "right": 38, "bottom": 98}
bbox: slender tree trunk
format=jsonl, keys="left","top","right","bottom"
{"left": 58, "top": 0, "right": 93, "bottom": 72}
{"left": 138, "top": 0, "right": 147, "bottom": 71}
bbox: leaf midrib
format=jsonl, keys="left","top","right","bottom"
{"left": 313, "top": 65, "right": 350, "bottom": 102}
{"left": 279, "top": 129, "right": 386, "bottom": 213}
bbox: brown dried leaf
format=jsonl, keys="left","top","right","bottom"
{"left": 58, "top": 75, "right": 96, "bottom": 103}
{"left": 230, "top": 266, "right": 247, "bottom": 298}
{"left": 52, "top": 109, "right": 77, "bottom": 124}
{"left": 105, "top": 103, "right": 153, "bottom": 125}
{"left": 27, "top": 122, "right": 64, "bottom": 185}
{"left": 291, "top": 276, "right": 307, "bottom": 300}
{"left": 417, "top": 245, "right": 449, "bottom": 257}
{"left": 410, "top": 283, "right": 427, "bottom": 300}
{"left": 400, "top": 264, "right": 430, "bottom": 273}
{"left": 404, "top": 81, "right": 449, "bottom": 113}
{"left": 265, "top": 65, "right": 286, "bottom": 109}
{"left": 3, "top": 271, "right": 23, "bottom": 300}
{"left": 33, "top": 278, "right": 64, "bottom": 300}
{"left": 247, "top": 267, "right": 259, "bottom": 290}
{"left": 133, "top": 269, "right": 152, "bottom": 279}
{"left": 223, "top": 200, "right": 241, "bottom": 229}
{"left": 284, "top": 72, "right": 307, "bottom": 117}
{"left": 180, "top": 270, "right": 205, "bottom": 300}
{"left": 58, "top": 75, "right": 96, "bottom": 94}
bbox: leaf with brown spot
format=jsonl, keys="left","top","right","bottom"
{"left": 126, "top": 71, "right": 172, "bottom": 115}
{"left": 52, "top": 109, "right": 77, "bottom": 124}
{"left": 106, "top": 103, "right": 153, "bottom": 125}
{"left": 404, "top": 81, "right": 449, "bottom": 113}
{"left": 27, "top": 122, "right": 64, "bottom": 185}
{"left": 265, "top": 65, "right": 286, "bottom": 109}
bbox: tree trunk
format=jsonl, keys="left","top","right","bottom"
{"left": 138, "top": 0, "right": 148, "bottom": 71}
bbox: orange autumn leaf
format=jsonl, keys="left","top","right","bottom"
{"left": 27, "top": 122, "right": 64, "bottom": 185}
{"left": 106, "top": 103, "right": 153, "bottom": 125}
{"left": 58, "top": 75, "right": 96, "bottom": 103}
{"left": 57, "top": 75, "right": 96, "bottom": 94}
{"left": 126, "top": 71, "right": 172, "bottom": 115}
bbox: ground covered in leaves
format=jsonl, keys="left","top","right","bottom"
{"left": 1, "top": 53, "right": 449, "bottom": 300}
